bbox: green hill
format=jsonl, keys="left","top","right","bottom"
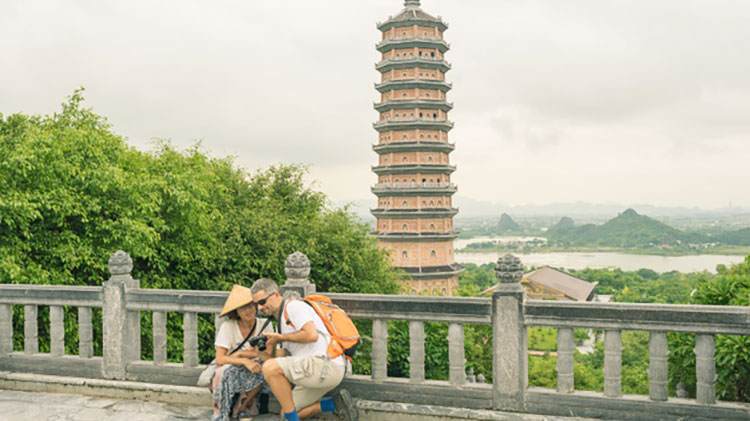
{"left": 546, "top": 216, "right": 575, "bottom": 237}
{"left": 546, "top": 209, "right": 708, "bottom": 247}
{"left": 496, "top": 213, "right": 523, "bottom": 234}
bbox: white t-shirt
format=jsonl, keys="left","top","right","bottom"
{"left": 280, "top": 300, "right": 344, "bottom": 366}
{"left": 214, "top": 317, "right": 271, "bottom": 352}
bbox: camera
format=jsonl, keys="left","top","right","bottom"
{"left": 248, "top": 334, "right": 268, "bottom": 351}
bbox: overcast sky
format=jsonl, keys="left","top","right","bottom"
{"left": 2, "top": 0, "right": 749, "bottom": 209}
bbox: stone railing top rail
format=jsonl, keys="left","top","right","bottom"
{"left": 0, "top": 284, "right": 103, "bottom": 307}
{"left": 325, "top": 293, "right": 491, "bottom": 324}
{"left": 525, "top": 300, "right": 750, "bottom": 335}
{"left": 125, "top": 289, "right": 229, "bottom": 313}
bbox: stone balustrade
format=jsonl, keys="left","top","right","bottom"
{"left": 1, "top": 251, "right": 749, "bottom": 420}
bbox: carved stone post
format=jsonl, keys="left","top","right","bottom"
{"left": 649, "top": 331, "right": 668, "bottom": 401}
{"left": 78, "top": 307, "right": 93, "bottom": 358}
{"left": 556, "top": 327, "right": 575, "bottom": 393}
{"left": 0, "top": 304, "right": 11, "bottom": 354}
{"left": 102, "top": 250, "right": 140, "bottom": 380}
{"left": 281, "top": 251, "right": 316, "bottom": 298}
{"left": 409, "top": 321, "right": 425, "bottom": 383}
{"left": 49, "top": 305, "right": 65, "bottom": 357}
{"left": 24, "top": 305, "right": 38, "bottom": 353}
{"left": 604, "top": 330, "right": 623, "bottom": 398}
{"left": 695, "top": 334, "right": 716, "bottom": 404}
{"left": 448, "top": 323, "right": 466, "bottom": 385}
{"left": 492, "top": 254, "right": 527, "bottom": 412}
{"left": 372, "top": 319, "right": 388, "bottom": 380}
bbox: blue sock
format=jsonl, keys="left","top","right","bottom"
{"left": 283, "top": 409, "right": 300, "bottom": 421}
{"left": 320, "top": 397, "right": 336, "bottom": 412}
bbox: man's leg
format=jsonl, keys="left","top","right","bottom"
{"left": 297, "top": 402, "right": 322, "bottom": 419}
{"left": 262, "top": 359, "right": 296, "bottom": 415}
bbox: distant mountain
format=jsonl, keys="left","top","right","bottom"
{"left": 496, "top": 213, "right": 522, "bottom": 233}
{"left": 451, "top": 195, "right": 750, "bottom": 218}
{"left": 546, "top": 216, "right": 576, "bottom": 237}
{"left": 546, "top": 209, "right": 708, "bottom": 247}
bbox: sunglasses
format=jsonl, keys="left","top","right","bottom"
{"left": 255, "top": 292, "right": 275, "bottom": 306}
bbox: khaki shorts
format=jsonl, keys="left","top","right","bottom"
{"left": 276, "top": 355, "right": 346, "bottom": 409}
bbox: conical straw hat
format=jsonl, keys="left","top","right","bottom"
{"left": 220, "top": 285, "right": 254, "bottom": 317}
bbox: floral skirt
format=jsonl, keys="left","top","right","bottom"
{"left": 211, "top": 362, "right": 269, "bottom": 421}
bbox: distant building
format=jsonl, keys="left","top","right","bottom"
{"left": 482, "top": 266, "right": 597, "bottom": 301}
{"left": 371, "top": 0, "right": 463, "bottom": 296}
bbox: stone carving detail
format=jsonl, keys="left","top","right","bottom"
{"left": 108, "top": 250, "right": 133, "bottom": 276}
{"left": 285, "top": 251, "right": 311, "bottom": 279}
{"left": 495, "top": 254, "right": 523, "bottom": 284}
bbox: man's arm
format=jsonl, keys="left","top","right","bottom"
{"left": 263, "top": 321, "right": 318, "bottom": 347}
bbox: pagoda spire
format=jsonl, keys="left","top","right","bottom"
{"left": 405, "top": 0, "right": 420, "bottom": 8}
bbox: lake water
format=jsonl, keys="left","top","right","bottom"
{"left": 455, "top": 237, "right": 745, "bottom": 273}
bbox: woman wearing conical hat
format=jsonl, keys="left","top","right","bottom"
{"left": 212, "top": 284, "right": 273, "bottom": 421}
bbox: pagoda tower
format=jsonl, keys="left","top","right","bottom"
{"left": 371, "top": 0, "right": 463, "bottom": 296}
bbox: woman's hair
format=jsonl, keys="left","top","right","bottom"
{"left": 225, "top": 303, "right": 256, "bottom": 321}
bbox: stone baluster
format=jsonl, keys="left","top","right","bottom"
{"left": 648, "top": 331, "right": 668, "bottom": 401}
{"left": 153, "top": 311, "right": 167, "bottom": 364}
{"left": 448, "top": 323, "right": 466, "bottom": 385}
{"left": 0, "top": 304, "right": 11, "bottom": 354}
{"left": 102, "top": 250, "right": 140, "bottom": 380}
{"left": 49, "top": 305, "right": 65, "bottom": 357}
{"left": 695, "top": 334, "right": 716, "bottom": 405}
{"left": 183, "top": 312, "right": 198, "bottom": 367}
{"left": 604, "top": 330, "right": 623, "bottom": 397}
{"left": 409, "top": 320, "right": 425, "bottom": 382}
{"left": 24, "top": 304, "right": 38, "bottom": 353}
{"left": 556, "top": 327, "right": 574, "bottom": 393}
{"left": 78, "top": 307, "right": 93, "bottom": 358}
{"left": 281, "top": 252, "right": 316, "bottom": 298}
{"left": 372, "top": 319, "right": 388, "bottom": 380}
{"left": 492, "top": 254, "right": 527, "bottom": 412}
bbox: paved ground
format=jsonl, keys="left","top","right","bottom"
{"left": 0, "top": 389, "right": 308, "bottom": 421}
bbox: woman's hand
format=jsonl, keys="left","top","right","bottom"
{"left": 243, "top": 359, "right": 262, "bottom": 373}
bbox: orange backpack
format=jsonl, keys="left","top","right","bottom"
{"left": 283, "top": 295, "right": 361, "bottom": 362}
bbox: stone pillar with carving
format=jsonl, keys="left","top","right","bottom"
{"left": 492, "top": 254, "right": 527, "bottom": 412}
{"left": 102, "top": 250, "right": 140, "bottom": 380}
{"left": 281, "top": 251, "right": 316, "bottom": 299}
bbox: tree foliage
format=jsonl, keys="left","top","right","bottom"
{"left": 1, "top": 91, "right": 399, "bottom": 360}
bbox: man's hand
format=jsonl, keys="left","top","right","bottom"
{"left": 263, "top": 332, "right": 284, "bottom": 347}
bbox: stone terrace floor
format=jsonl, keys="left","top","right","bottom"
{"left": 0, "top": 389, "right": 326, "bottom": 421}
{"left": 0, "top": 388, "right": 600, "bottom": 421}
